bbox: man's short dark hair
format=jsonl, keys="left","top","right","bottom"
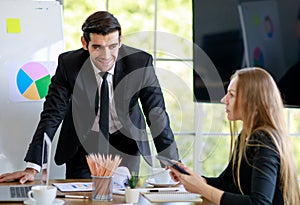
{"left": 81, "top": 11, "right": 121, "bottom": 43}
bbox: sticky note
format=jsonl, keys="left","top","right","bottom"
{"left": 6, "top": 18, "right": 21, "bottom": 33}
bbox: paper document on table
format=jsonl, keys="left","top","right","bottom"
{"left": 53, "top": 182, "right": 92, "bottom": 192}
{"left": 142, "top": 191, "right": 202, "bottom": 202}
{"left": 53, "top": 182, "right": 127, "bottom": 194}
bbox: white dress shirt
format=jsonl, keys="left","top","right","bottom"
{"left": 90, "top": 58, "right": 122, "bottom": 134}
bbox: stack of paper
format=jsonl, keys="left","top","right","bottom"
{"left": 142, "top": 191, "right": 202, "bottom": 202}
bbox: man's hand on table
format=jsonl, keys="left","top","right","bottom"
{"left": 0, "top": 168, "right": 37, "bottom": 184}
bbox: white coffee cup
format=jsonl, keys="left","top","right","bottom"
{"left": 28, "top": 185, "right": 57, "bottom": 205}
{"left": 152, "top": 168, "right": 172, "bottom": 184}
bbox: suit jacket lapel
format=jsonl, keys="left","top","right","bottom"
{"left": 79, "top": 58, "right": 98, "bottom": 108}
{"left": 113, "top": 60, "right": 131, "bottom": 130}
{"left": 113, "top": 61, "right": 126, "bottom": 89}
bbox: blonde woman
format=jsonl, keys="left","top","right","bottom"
{"left": 170, "top": 67, "right": 300, "bottom": 205}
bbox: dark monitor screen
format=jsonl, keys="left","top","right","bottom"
{"left": 193, "top": 30, "right": 244, "bottom": 103}
{"left": 277, "top": 61, "right": 300, "bottom": 107}
{"left": 192, "top": 0, "right": 300, "bottom": 108}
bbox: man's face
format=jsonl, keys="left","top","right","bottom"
{"left": 81, "top": 30, "right": 121, "bottom": 72}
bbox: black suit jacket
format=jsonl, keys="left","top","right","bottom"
{"left": 24, "top": 44, "right": 179, "bottom": 167}
{"left": 205, "top": 131, "right": 282, "bottom": 205}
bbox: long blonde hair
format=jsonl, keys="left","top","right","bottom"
{"left": 229, "top": 67, "right": 300, "bottom": 204}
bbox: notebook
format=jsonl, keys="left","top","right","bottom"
{"left": 141, "top": 191, "right": 202, "bottom": 203}
{"left": 0, "top": 133, "right": 52, "bottom": 202}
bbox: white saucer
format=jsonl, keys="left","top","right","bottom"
{"left": 24, "top": 198, "right": 64, "bottom": 205}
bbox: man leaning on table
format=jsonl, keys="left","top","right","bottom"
{"left": 0, "top": 11, "right": 180, "bottom": 183}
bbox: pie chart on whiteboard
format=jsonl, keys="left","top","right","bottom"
{"left": 16, "top": 62, "right": 51, "bottom": 100}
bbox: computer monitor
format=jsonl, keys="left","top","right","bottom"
{"left": 193, "top": 30, "right": 244, "bottom": 103}
{"left": 192, "top": 0, "right": 300, "bottom": 107}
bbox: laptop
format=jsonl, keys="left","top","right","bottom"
{"left": 0, "top": 133, "right": 52, "bottom": 201}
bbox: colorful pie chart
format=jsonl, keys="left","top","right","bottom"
{"left": 16, "top": 62, "right": 51, "bottom": 100}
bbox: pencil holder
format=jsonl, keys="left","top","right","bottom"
{"left": 91, "top": 175, "right": 113, "bottom": 201}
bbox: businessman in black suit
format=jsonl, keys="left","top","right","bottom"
{"left": 0, "top": 11, "right": 179, "bottom": 183}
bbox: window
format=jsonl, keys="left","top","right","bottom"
{"left": 63, "top": 0, "right": 300, "bottom": 180}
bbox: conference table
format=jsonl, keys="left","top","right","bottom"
{"left": 0, "top": 179, "right": 216, "bottom": 205}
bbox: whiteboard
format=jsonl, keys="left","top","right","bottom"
{"left": 0, "top": 1, "right": 65, "bottom": 179}
{"left": 238, "top": 0, "right": 286, "bottom": 81}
